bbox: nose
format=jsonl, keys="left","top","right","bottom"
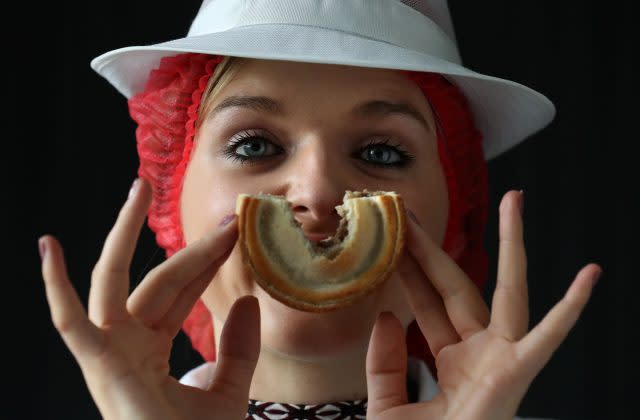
{"left": 283, "top": 139, "right": 347, "bottom": 235}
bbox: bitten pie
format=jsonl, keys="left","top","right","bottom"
{"left": 236, "top": 191, "right": 406, "bottom": 312}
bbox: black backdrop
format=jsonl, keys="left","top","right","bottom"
{"left": 10, "top": 1, "right": 637, "bottom": 419}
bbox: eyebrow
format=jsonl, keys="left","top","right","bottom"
{"left": 212, "top": 95, "right": 285, "bottom": 116}
{"left": 210, "top": 95, "right": 431, "bottom": 130}
{"left": 353, "top": 99, "right": 431, "bottom": 131}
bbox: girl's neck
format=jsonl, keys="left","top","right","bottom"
{"left": 249, "top": 346, "right": 368, "bottom": 404}
{"left": 214, "top": 318, "right": 368, "bottom": 404}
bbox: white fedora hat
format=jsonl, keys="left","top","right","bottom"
{"left": 91, "top": 0, "right": 555, "bottom": 160}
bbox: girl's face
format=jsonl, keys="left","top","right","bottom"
{"left": 181, "top": 59, "right": 448, "bottom": 360}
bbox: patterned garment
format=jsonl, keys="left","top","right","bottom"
{"left": 247, "top": 398, "right": 367, "bottom": 419}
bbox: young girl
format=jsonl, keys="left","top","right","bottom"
{"left": 39, "top": 1, "right": 600, "bottom": 418}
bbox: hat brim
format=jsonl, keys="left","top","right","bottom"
{"left": 91, "top": 24, "right": 555, "bottom": 159}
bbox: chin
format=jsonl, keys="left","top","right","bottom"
{"left": 254, "top": 282, "right": 398, "bottom": 361}
{"left": 209, "top": 252, "right": 412, "bottom": 360}
{"left": 255, "top": 286, "right": 375, "bottom": 360}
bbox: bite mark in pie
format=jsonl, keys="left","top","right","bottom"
{"left": 236, "top": 191, "right": 406, "bottom": 312}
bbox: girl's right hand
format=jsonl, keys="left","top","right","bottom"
{"left": 39, "top": 178, "right": 259, "bottom": 420}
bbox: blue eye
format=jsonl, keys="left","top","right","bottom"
{"left": 235, "top": 138, "right": 271, "bottom": 157}
{"left": 223, "top": 131, "right": 283, "bottom": 163}
{"left": 361, "top": 144, "right": 401, "bottom": 164}
{"left": 357, "top": 140, "right": 414, "bottom": 168}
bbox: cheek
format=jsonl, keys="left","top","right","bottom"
{"left": 180, "top": 148, "right": 258, "bottom": 320}
{"left": 180, "top": 152, "right": 242, "bottom": 244}
{"left": 402, "top": 163, "right": 449, "bottom": 246}
{"left": 377, "top": 273, "right": 415, "bottom": 327}
{"left": 202, "top": 245, "right": 255, "bottom": 321}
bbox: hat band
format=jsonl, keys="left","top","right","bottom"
{"left": 188, "top": 0, "right": 461, "bottom": 64}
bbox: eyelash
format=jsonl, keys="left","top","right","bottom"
{"left": 221, "top": 130, "right": 415, "bottom": 168}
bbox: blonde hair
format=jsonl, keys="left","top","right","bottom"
{"left": 196, "top": 56, "right": 246, "bottom": 128}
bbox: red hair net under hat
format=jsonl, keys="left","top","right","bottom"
{"left": 128, "top": 53, "right": 488, "bottom": 375}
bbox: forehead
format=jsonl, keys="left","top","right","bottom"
{"left": 226, "top": 59, "right": 424, "bottom": 98}
{"left": 200, "top": 58, "right": 438, "bottom": 135}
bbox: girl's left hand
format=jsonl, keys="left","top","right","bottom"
{"left": 366, "top": 190, "right": 601, "bottom": 420}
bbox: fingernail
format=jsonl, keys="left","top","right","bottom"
{"left": 517, "top": 190, "right": 524, "bottom": 216}
{"left": 128, "top": 178, "right": 140, "bottom": 199}
{"left": 406, "top": 209, "right": 421, "bottom": 227}
{"left": 219, "top": 214, "right": 236, "bottom": 227}
{"left": 38, "top": 237, "right": 47, "bottom": 261}
{"left": 591, "top": 269, "right": 602, "bottom": 287}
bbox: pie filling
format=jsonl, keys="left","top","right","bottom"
{"left": 258, "top": 194, "right": 387, "bottom": 288}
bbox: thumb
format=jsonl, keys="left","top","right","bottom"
{"left": 208, "top": 296, "right": 261, "bottom": 401}
{"left": 366, "top": 312, "right": 408, "bottom": 417}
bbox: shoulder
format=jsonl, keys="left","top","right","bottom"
{"left": 179, "top": 361, "right": 217, "bottom": 389}
{"left": 408, "top": 357, "right": 439, "bottom": 402}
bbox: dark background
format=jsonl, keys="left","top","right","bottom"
{"left": 10, "top": 1, "right": 637, "bottom": 419}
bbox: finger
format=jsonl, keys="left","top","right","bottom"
{"left": 127, "top": 215, "right": 238, "bottom": 327}
{"left": 366, "top": 312, "right": 408, "bottom": 417}
{"left": 490, "top": 191, "right": 529, "bottom": 341}
{"left": 154, "top": 245, "right": 235, "bottom": 337}
{"left": 40, "top": 235, "right": 105, "bottom": 361}
{"left": 516, "top": 264, "right": 601, "bottom": 376}
{"left": 209, "top": 296, "right": 260, "bottom": 400}
{"left": 89, "top": 178, "right": 152, "bottom": 325}
{"left": 396, "top": 254, "right": 460, "bottom": 356}
{"left": 405, "top": 211, "right": 489, "bottom": 339}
